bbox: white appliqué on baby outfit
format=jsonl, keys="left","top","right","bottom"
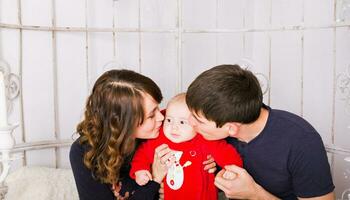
{"left": 166, "top": 151, "right": 192, "bottom": 190}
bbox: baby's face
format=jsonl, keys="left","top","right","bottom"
{"left": 163, "top": 102, "right": 196, "bottom": 143}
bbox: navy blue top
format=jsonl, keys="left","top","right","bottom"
{"left": 70, "top": 138, "right": 160, "bottom": 200}
{"left": 226, "top": 105, "right": 334, "bottom": 200}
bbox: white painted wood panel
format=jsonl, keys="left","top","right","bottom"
{"left": 244, "top": 32, "right": 270, "bottom": 105}
{"left": 88, "top": 33, "right": 114, "bottom": 88}
{"left": 55, "top": 0, "right": 85, "bottom": 27}
{"left": 304, "top": 0, "right": 334, "bottom": 26}
{"left": 141, "top": 33, "right": 177, "bottom": 107}
{"left": 217, "top": 0, "right": 245, "bottom": 29}
{"left": 114, "top": 0, "right": 139, "bottom": 29}
{"left": 26, "top": 149, "right": 56, "bottom": 167}
{"left": 21, "top": 0, "right": 52, "bottom": 26}
{"left": 22, "top": 30, "right": 55, "bottom": 142}
{"left": 56, "top": 32, "right": 87, "bottom": 139}
{"left": 87, "top": 0, "right": 113, "bottom": 28}
{"left": 270, "top": 31, "right": 302, "bottom": 115}
{"left": 334, "top": 27, "right": 350, "bottom": 149}
{"left": 0, "top": 0, "right": 18, "bottom": 24}
{"left": 183, "top": 0, "right": 216, "bottom": 29}
{"left": 140, "top": 0, "right": 177, "bottom": 29}
{"left": 115, "top": 33, "right": 140, "bottom": 72}
{"left": 252, "top": 0, "right": 271, "bottom": 29}
{"left": 57, "top": 146, "right": 71, "bottom": 168}
{"left": 271, "top": 0, "right": 303, "bottom": 27}
{"left": 182, "top": 34, "right": 216, "bottom": 90}
{"left": 303, "top": 29, "right": 334, "bottom": 145}
{"left": 217, "top": 33, "right": 244, "bottom": 64}
{"left": 244, "top": 0, "right": 255, "bottom": 29}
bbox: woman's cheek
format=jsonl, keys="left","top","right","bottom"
{"left": 144, "top": 119, "right": 156, "bottom": 132}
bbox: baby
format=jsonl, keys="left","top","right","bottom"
{"left": 130, "top": 93, "right": 242, "bottom": 200}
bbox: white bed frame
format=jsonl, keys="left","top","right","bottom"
{"left": 0, "top": 140, "right": 73, "bottom": 200}
{"left": 0, "top": 63, "right": 78, "bottom": 199}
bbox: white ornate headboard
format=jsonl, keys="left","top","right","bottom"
{"left": 0, "top": 61, "right": 20, "bottom": 199}
{"left": 0, "top": 62, "right": 76, "bottom": 199}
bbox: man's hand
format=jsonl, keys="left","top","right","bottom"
{"left": 203, "top": 154, "right": 217, "bottom": 173}
{"left": 215, "top": 164, "right": 278, "bottom": 200}
{"left": 222, "top": 170, "right": 237, "bottom": 180}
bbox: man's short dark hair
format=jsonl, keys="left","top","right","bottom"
{"left": 186, "top": 64, "right": 263, "bottom": 127}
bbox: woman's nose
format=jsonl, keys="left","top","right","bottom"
{"left": 156, "top": 109, "right": 164, "bottom": 122}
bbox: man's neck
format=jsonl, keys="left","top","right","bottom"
{"left": 236, "top": 107, "right": 269, "bottom": 143}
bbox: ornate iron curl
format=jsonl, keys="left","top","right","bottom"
{"left": 237, "top": 58, "right": 270, "bottom": 95}
{"left": 0, "top": 60, "right": 21, "bottom": 114}
{"left": 337, "top": 65, "right": 350, "bottom": 115}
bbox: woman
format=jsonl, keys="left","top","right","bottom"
{"left": 70, "top": 69, "right": 175, "bottom": 200}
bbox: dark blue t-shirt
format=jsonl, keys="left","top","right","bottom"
{"left": 226, "top": 105, "right": 334, "bottom": 199}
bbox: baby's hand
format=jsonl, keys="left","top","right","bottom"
{"left": 135, "top": 170, "right": 153, "bottom": 186}
{"left": 222, "top": 170, "right": 237, "bottom": 180}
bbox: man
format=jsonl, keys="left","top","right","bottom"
{"left": 186, "top": 64, "right": 335, "bottom": 200}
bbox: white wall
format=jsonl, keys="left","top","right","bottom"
{"left": 0, "top": 0, "right": 350, "bottom": 198}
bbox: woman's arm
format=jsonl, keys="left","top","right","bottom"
{"left": 70, "top": 140, "right": 115, "bottom": 200}
{"left": 129, "top": 181, "right": 162, "bottom": 200}
{"left": 112, "top": 176, "right": 161, "bottom": 200}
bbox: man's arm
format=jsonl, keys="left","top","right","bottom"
{"left": 215, "top": 165, "right": 335, "bottom": 200}
{"left": 298, "top": 192, "right": 335, "bottom": 200}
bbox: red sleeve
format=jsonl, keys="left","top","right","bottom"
{"left": 204, "top": 138, "right": 243, "bottom": 168}
{"left": 129, "top": 140, "right": 155, "bottom": 179}
{"left": 130, "top": 126, "right": 169, "bottom": 180}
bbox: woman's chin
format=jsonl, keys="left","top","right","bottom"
{"left": 150, "top": 131, "right": 160, "bottom": 139}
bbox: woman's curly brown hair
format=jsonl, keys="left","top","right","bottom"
{"left": 77, "top": 69, "right": 162, "bottom": 184}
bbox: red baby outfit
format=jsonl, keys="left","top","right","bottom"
{"left": 130, "top": 127, "right": 242, "bottom": 200}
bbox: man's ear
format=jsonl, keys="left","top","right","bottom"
{"left": 226, "top": 122, "right": 241, "bottom": 137}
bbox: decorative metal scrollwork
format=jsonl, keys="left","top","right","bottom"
{"left": 0, "top": 60, "right": 21, "bottom": 113}
{"left": 237, "top": 58, "right": 270, "bottom": 95}
{"left": 337, "top": 65, "right": 350, "bottom": 115}
{"left": 341, "top": 185, "right": 350, "bottom": 200}
{"left": 336, "top": 0, "right": 350, "bottom": 22}
{"left": 255, "top": 73, "right": 270, "bottom": 95}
